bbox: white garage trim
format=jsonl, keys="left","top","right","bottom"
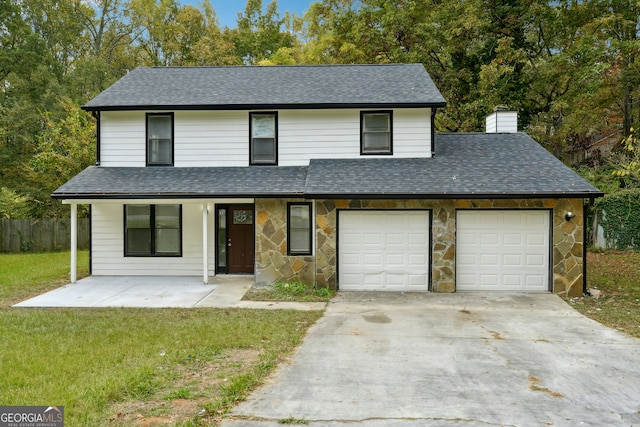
{"left": 338, "top": 210, "right": 431, "bottom": 291}
{"left": 456, "top": 210, "right": 552, "bottom": 292}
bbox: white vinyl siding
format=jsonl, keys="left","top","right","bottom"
{"left": 485, "top": 110, "right": 518, "bottom": 133}
{"left": 92, "top": 202, "right": 205, "bottom": 276}
{"left": 100, "top": 111, "right": 146, "bottom": 167}
{"left": 99, "top": 109, "right": 432, "bottom": 167}
{"left": 174, "top": 111, "right": 247, "bottom": 167}
{"left": 278, "top": 109, "right": 431, "bottom": 165}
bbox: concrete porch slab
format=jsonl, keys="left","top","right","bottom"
{"left": 14, "top": 276, "right": 223, "bottom": 308}
{"left": 13, "top": 275, "right": 326, "bottom": 310}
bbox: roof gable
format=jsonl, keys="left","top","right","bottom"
{"left": 83, "top": 64, "right": 447, "bottom": 111}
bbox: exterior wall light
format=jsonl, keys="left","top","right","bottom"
{"left": 565, "top": 211, "right": 576, "bottom": 221}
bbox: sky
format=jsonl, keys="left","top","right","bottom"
{"left": 181, "top": 0, "right": 315, "bottom": 29}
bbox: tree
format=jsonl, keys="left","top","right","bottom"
{"left": 613, "top": 128, "right": 640, "bottom": 187}
{"left": 0, "top": 188, "right": 31, "bottom": 219}
{"left": 228, "top": 0, "right": 296, "bottom": 64}
{"left": 29, "top": 99, "right": 96, "bottom": 217}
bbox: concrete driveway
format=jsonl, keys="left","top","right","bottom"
{"left": 222, "top": 292, "right": 640, "bottom": 426}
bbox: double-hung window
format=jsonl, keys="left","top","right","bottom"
{"left": 147, "top": 113, "right": 174, "bottom": 166}
{"left": 361, "top": 111, "right": 392, "bottom": 155}
{"left": 287, "top": 202, "right": 312, "bottom": 255}
{"left": 250, "top": 112, "right": 277, "bottom": 165}
{"left": 125, "top": 205, "right": 182, "bottom": 256}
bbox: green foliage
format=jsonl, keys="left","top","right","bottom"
{"left": 28, "top": 98, "right": 96, "bottom": 217}
{"left": 612, "top": 129, "right": 640, "bottom": 187}
{"left": 0, "top": 188, "right": 31, "bottom": 219}
{"left": 595, "top": 189, "right": 640, "bottom": 250}
{"left": 228, "top": 0, "right": 296, "bottom": 64}
{"left": 244, "top": 280, "right": 335, "bottom": 302}
{"left": 575, "top": 163, "right": 622, "bottom": 195}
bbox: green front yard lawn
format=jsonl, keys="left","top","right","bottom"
{"left": 0, "top": 252, "right": 323, "bottom": 426}
{"left": 566, "top": 250, "right": 640, "bottom": 338}
{"left": 0, "top": 251, "right": 89, "bottom": 307}
{"left": 1, "top": 250, "right": 638, "bottom": 425}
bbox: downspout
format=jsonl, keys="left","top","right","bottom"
{"left": 92, "top": 111, "right": 101, "bottom": 165}
{"left": 431, "top": 107, "right": 437, "bottom": 156}
{"left": 89, "top": 205, "right": 92, "bottom": 275}
{"left": 583, "top": 198, "right": 592, "bottom": 295}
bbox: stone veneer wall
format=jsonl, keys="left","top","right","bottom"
{"left": 253, "top": 197, "right": 584, "bottom": 295}
{"left": 314, "top": 198, "right": 584, "bottom": 296}
{"left": 254, "top": 198, "right": 315, "bottom": 286}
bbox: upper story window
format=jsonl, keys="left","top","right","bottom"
{"left": 361, "top": 111, "right": 392, "bottom": 155}
{"left": 250, "top": 112, "right": 277, "bottom": 165}
{"left": 147, "top": 113, "right": 174, "bottom": 166}
{"left": 125, "top": 204, "right": 182, "bottom": 257}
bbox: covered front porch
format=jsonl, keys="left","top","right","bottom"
{"left": 63, "top": 199, "right": 256, "bottom": 285}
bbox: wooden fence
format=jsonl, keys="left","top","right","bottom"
{"left": 1, "top": 218, "right": 89, "bottom": 253}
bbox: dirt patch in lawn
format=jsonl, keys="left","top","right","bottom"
{"left": 108, "top": 348, "right": 261, "bottom": 426}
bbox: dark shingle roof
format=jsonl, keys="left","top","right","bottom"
{"left": 83, "top": 64, "right": 446, "bottom": 111}
{"left": 304, "top": 133, "right": 602, "bottom": 198}
{"left": 52, "top": 166, "right": 308, "bottom": 199}
{"left": 52, "top": 133, "right": 602, "bottom": 200}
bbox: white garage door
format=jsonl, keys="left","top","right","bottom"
{"left": 457, "top": 210, "right": 550, "bottom": 292}
{"left": 338, "top": 210, "right": 430, "bottom": 291}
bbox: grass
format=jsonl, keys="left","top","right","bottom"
{"left": 566, "top": 250, "right": 640, "bottom": 338}
{"left": 0, "top": 251, "right": 90, "bottom": 307}
{"left": 243, "top": 281, "right": 335, "bottom": 303}
{"left": 0, "top": 253, "right": 323, "bottom": 426}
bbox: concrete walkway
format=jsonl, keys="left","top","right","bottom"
{"left": 13, "top": 275, "right": 325, "bottom": 310}
{"left": 222, "top": 292, "right": 640, "bottom": 426}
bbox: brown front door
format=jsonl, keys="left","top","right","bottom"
{"left": 227, "top": 205, "right": 255, "bottom": 274}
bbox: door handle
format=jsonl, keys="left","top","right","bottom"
{"left": 227, "top": 239, "right": 232, "bottom": 247}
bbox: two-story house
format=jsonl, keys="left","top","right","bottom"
{"left": 53, "top": 64, "right": 603, "bottom": 296}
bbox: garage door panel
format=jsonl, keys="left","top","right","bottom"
{"left": 526, "top": 254, "right": 545, "bottom": 266}
{"left": 385, "top": 253, "right": 405, "bottom": 266}
{"left": 480, "top": 254, "right": 500, "bottom": 266}
{"left": 481, "top": 234, "right": 500, "bottom": 245}
{"left": 503, "top": 234, "right": 523, "bottom": 245}
{"left": 457, "top": 210, "right": 550, "bottom": 292}
{"left": 363, "top": 233, "right": 382, "bottom": 245}
{"left": 363, "top": 254, "right": 383, "bottom": 266}
{"left": 526, "top": 233, "right": 546, "bottom": 246}
{"left": 339, "top": 211, "right": 430, "bottom": 291}
{"left": 503, "top": 254, "right": 522, "bottom": 266}
{"left": 480, "top": 275, "right": 499, "bottom": 286}
{"left": 409, "top": 253, "right": 428, "bottom": 265}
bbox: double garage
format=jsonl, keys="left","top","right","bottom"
{"left": 338, "top": 209, "right": 551, "bottom": 292}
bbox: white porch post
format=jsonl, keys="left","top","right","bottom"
{"left": 202, "top": 203, "right": 208, "bottom": 284}
{"left": 70, "top": 202, "right": 77, "bottom": 284}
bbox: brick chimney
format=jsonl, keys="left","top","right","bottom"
{"left": 486, "top": 106, "right": 518, "bottom": 133}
